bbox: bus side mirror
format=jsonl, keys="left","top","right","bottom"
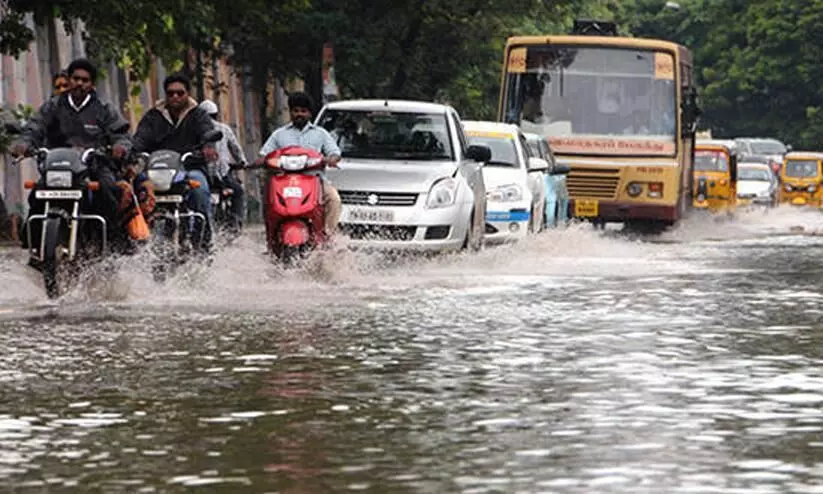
{"left": 681, "top": 87, "right": 701, "bottom": 138}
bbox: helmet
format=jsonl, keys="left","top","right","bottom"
{"left": 199, "top": 99, "right": 218, "bottom": 116}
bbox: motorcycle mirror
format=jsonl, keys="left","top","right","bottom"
{"left": 108, "top": 122, "right": 131, "bottom": 135}
{"left": 202, "top": 130, "right": 223, "bottom": 144}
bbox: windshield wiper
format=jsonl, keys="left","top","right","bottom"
{"left": 486, "top": 160, "right": 516, "bottom": 167}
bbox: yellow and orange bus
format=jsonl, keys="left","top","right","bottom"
{"left": 497, "top": 21, "right": 700, "bottom": 231}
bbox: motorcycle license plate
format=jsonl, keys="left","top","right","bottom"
{"left": 211, "top": 193, "right": 220, "bottom": 204}
{"left": 35, "top": 190, "right": 82, "bottom": 200}
{"left": 155, "top": 195, "right": 184, "bottom": 203}
{"left": 347, "top": 208, "right": 394, "bottom": 223}
{"left": 283, "top": 187, "right": 303, "bottom": 198}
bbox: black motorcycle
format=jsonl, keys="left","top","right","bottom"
{"left": 20, "top": 146, "right": 116, "bottom": 298}
{"left": 143, "top": 130, "right": 222, "bottom": 282}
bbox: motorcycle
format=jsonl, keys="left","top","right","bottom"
{"left": 253, "top": 146, "right": 336, "bottom": 265}
{"left": 210, "top": 166, "right": 243, "bottom": 239}
{"left": 143, "top": 130, "right": 222, "bottom": 282}
{"left": 19, "top": 146, "right": 114, "bottom": 298}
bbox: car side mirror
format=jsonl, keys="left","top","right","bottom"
{"left": 202, "top": 130, "right": 223, "bottom": 144}
{"left": 466, "top": 144, "right": 491, "bottom": 163}
{"left": 551, "top": 164, "right": 571, "bottom": 175}
{"left": 528, "top": 157, "right": 549, "bottom": 171}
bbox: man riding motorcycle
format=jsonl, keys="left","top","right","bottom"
{"left": 132, "top": 73, "right": 219, "bottom": 251}
{"left": 12, "top": 58, "right": 136, "bottom": 251}
{"left": 257, "top": 91, "right": 342, "bottom": 235}
{"left": 199, "top": 99, "right": 247, "bottom": 233}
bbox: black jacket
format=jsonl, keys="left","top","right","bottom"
{"left": 22, "top": 92, "right": 132, "bottom": 151}
{"left": 132, "top": 98, "right": 215, "bottom": 157}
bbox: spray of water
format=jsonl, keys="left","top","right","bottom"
{"left": 1, "top": 206, "right": 821, "bottom": 312}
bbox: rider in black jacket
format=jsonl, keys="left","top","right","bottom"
{"left": 12, "top": 58, "right": 133, "bottom": 249}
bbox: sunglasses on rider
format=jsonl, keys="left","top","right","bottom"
{"left": 166, "top": 89, "right": 187, "bottom": 97}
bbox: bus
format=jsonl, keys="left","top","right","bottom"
{"left": 497, "top": 20, "right": 700, "bottom": 230}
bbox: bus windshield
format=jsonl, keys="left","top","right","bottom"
{"left": 503, "top": 45, "right": 677, "bottom": 157}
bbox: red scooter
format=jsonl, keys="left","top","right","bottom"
{"left": 256, "top": 146, "right": 334, "bottom": 263}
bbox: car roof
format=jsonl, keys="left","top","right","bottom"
{"left": 785, "top": 151, "right": 823, "bottom": 160}
{"left": 462, "top": 120, "right": 520, "bottom": 139}
{"left": 321, "top": 99, "right": 451, "bottom": 114}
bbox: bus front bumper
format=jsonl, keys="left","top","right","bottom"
{"left": 569, "top": 199, "right": 678, "bottom": 222}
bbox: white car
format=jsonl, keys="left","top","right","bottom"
{"left": 318, "top": 100, "right": 489, "bottom": 252}
{"left": 462, "top": 120, "right": 549, "bottom": 243}
{"left": 737, "top": 162, "right": 778, "bottom": 207}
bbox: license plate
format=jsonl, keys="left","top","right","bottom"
{"left": 487, "top": 211, "right": 530, "bottom": 222}
{"left": 211, "top": 193, "right": 220, "bottom": 204}
{"left": 283, "top": 187, "right": 303, "bottom": 199}
{"left": 156, "top": 195, "right": 184, "bottom": 203}
{"left": 574, "top": 199, "right": 599, "bottom": 217}
{"left": 35, "top": 190, "right": 82, "bottom": 200}
{"left": 347, "top": 208, "right": 395, "bottom": 223}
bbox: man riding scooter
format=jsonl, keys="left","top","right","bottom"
{"left": 257, "top": 92, "right": 342, "bottom": 236}
{"left": 11, "top": 58, "right": 136, "bottom": 253}
{"left": 199, "top": 99, "right": 247, "bottom": 234}
{"left": 132, "top": 73, "right": 219, "bottom": 253}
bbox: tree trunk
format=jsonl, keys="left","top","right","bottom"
{"left": 390, "top": 0, "right": 427, "bottom": 97}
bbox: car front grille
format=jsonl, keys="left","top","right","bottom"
{"left": 339, "top": 191, "right": 418, "bottom": 207}
{"left": 339, "top": 224, "right": 417, "bottom": 241}
{"left": 566, "top": 167, "right": 621, "bottom": 199}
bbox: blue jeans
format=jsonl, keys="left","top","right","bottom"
{"left": 185, "top": 169, "right": 213, "bottom": 249}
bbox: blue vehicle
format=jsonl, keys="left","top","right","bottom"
{"left": 524, "top": 133, "right": 570, "bottom": 227}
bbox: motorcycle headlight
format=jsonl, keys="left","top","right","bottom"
{"left": 487, "top": 184, "right": 523, "bottom": 202}
{"left": 148, "top": 168, "right": 177, "bottom": 192}
{"left": 809, "top": 185, "right": 817, "bottom": 193}
{"left": 45, "top": 170, "right": 72, "bottom": 188}
{"left": 426, "top": 178, "right": 458, "bottom": 209}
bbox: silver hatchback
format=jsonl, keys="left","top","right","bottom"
{"left": 317, "top": 100, "right": 489, "bottom": 252}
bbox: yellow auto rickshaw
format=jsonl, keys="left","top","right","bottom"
{"left": 692, "top": 140, "right": 738, "bottom": 213}
{"left": 779, "top": 152, "right": 823, "bottom": 207}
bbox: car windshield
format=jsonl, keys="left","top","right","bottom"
{"left": 694, "top": 150, "right": 729, "bottom": 171}
{"left": 317, "top": 109, "right": 453, "bottom": 160}
{"left": 465, "top": 133, "right": 520, "bottom": 167}
{"left": 738, "top": 167, "right": 772, "bottom": 181}
{"left": 750, "top": 141, "right": 786, "bottom": 155}
{"left": 784, "top": 160, "right": 819, "bottom": 178}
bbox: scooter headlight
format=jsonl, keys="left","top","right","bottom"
{"left": 487, "top": 184, "right": 523, "bottom": 202}
{"left": 279, "top": 155, "right": 308, "bottom": 171}
{"left": 426, "top": 178, "right": 458, "bottom": 208}
{"left": 148, "top": 168, "right": 177, "bottom": 192}
{"left": 45, "top": 170, "right": 72, "bottom": 188}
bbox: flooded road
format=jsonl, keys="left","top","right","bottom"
{"left": 3, "top": 208, "right": 823, "bottom": 493}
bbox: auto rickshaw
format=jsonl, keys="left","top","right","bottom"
{"left": 692, "top": 140, "right": 738, "bottom": 213}
{"left": 779, "top": 152, "right": 823, "bottom": 207}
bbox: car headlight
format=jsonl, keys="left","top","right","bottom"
{"left": 426, "top": 178, "right": 458, "bottom": 209}
{"left": 45, "top": 170, "right": 72, "bottom": 188}
{"left": 809, "top": 185, "right": 817, "bottom": 193}
{"left": 148, "top": 168, "right": 177, "bottom": 192}
{"left": 487, "top": 184, "right": 523, "bottom": 202}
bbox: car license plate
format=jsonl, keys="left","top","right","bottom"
{"left": 574, "top": 199, "right": 599, "bottom": 217}
{"left": 156, "top": 195, "right": 184, "bottom": 203}
{"left": 283, "top": 187, "right": 303, "bottom": 198}
{"left": 210, "top": 193, "right": 220, "bottom": 204}
{"left": 347, "top": 208, "right": 394, "bottom": 223}
{"left": 35, "top": 189, "right": 82, "bottom": 200}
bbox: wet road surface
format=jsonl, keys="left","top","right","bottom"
{"left": 2, "top": 208, "right": 823, "bottom": 492}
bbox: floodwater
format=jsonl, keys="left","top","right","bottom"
{"left": 2, "top": 207, "right": 823, "bottom": 493}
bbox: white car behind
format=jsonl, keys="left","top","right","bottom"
{"left": 462, "top": 121, "right": 549, "bottom": 243}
